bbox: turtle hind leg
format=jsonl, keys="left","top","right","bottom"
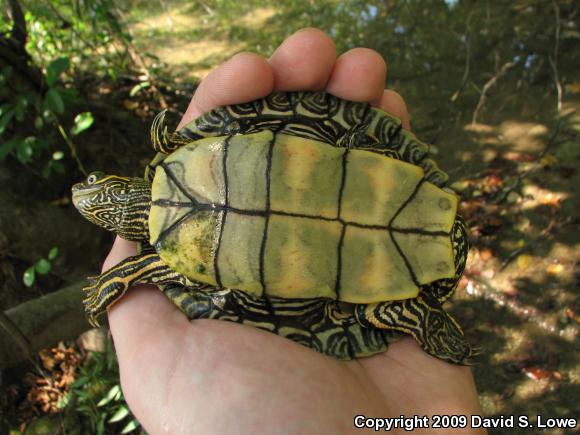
{"left": 355, "top": 293, "right": 476, "bottom": 365}
{"left": 431, "top": 215, "right": 471, "bottom": 303}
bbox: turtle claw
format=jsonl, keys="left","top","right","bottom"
{"left": 82, "top": 274, "right": 128, "bottom": 327}
{"left": 82, "top": 276, "right": 107, "bottom": 327}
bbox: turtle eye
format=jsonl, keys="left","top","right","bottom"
{"left": 87, "top": 173, "right": 99, "bottom": 185}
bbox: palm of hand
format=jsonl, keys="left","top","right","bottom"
{"left": 103, "top": 29, "right": 483, "bottom": 434}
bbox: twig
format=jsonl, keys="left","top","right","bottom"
{"left": 548, "top": 0, "right": 563, "bottom": 113}
{"left": 472, "top": 59, "right": 518, "bottom": 125}
{"left": 159, "top": 0, "right": 174, "bottom": 27}
{"left": 451, "top": 11, "right": 472, "bottom": 102}
{"left": 113, "top": 6, "right": 169, "bottom": 109}
{"left": 0, "top": 310, "right": 47, "bottom": 376}
{"left": 7, "top": 0, "right": 27, "bottom": 48}
{"left": 492, "top": 120, "right": 562, "bottom": 204}
{"left": 499, "top": 209, "right": 559, "bottom": 271}
{"left": 0, "top": 310, "right": 32, "bottom": 358}
{"left": 54, "top": 118, "right": 87, "bottom": 176}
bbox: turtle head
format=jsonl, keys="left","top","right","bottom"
{"left": 72, "top": 172, "right": 151, "bottom": 241}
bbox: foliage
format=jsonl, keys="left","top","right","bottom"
{"left": 0, "top": 0, "right": 133, "bottom": 178}
{"left": 22, "top": 246, "right": 59, "bottom": 288}
{"left": 70, "top": 338, "right": 140, "bottom": 434}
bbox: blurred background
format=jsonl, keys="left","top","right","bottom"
{"left": 0, "top": 0, "right": 578, "bottom": 433}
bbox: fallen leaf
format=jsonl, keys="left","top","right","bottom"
{"left": 517, "top": 254, "right": 533, "bottom": 270}
{"left": 523, "top": 366, "right": 553, "bottom": 380}
{"left": 546, "top": 263, "right": 564, "bottom": 275}
{"left": 123, "top": 99, "right": 139, "bottom": 110}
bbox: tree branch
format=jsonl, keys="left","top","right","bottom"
{"left": 0, "top": 282, "right": 91, "bottom": 369}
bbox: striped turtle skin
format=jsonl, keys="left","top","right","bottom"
{"left": 72, "top": 91, "right": 474, "bottom": 364}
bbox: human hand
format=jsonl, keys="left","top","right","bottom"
{"left": 104, "top": 28, "right": 484, "bottom": 434}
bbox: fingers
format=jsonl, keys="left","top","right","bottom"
{"left": 269, "top": 28, "right": 336, "bottom": 90}
{"left": 326, "top": 47, "right": 386, "bottom": 103}
{"left": 179, "top": 28, "right": 410, "bottom": 131}
{"left": 177, "top": 52, "right": 274, "bottom": 129}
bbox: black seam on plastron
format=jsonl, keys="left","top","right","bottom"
{"left": 390, "top": 229, "right": 420, "bottom": 288}
{"left": 391, "top": 228, "right": 449, "bottom": 236}
{"left": 159, "top": 161, "right": 199, "bottom": 204}
{"left": 334, "top": 149, "right": 349, "bottom": 299}
{"left": 387, "top": 178, "right": 425, "bottom": 228}
{"left": 259, "top": 132, "right": 276, "bottom": 296}
{"left": 154, "top": 209, "right": 197, "bottom": 248}
{"left": 387, "top": 178, "right": 426, "bottom": 289}
{"left": 213, "top": 136, "right": 232, "bottom": 288}
{"left": 151, "top": 199, "right": 192, "bottom": 207}
{"left": 337, "top": 149, "right": 349, "bottom": 218}
{"left": 335, "top": 225, "right": 347, "bottom": 299}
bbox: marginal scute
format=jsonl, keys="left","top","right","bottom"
{"left": 420, "top": 158, "right": 449, "bottom": 187}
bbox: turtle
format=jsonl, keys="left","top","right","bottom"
{"left": 72, "top": 91, "right": 474, "bottom": 364}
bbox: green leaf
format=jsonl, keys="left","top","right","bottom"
{"left": 42, "top": 163, "right": 51, "bottom": 178}
{"left": 0, "top": 138, "right": 18, "bottom": 160}
{"left": 71, "top": 112, "right": 94, "bottom": 136}
{"left": 97, "top": 385, "right": 121, "bottom": 407}
{"left": 53, "top": 160, "right": 65, "bottom": 174}
{"left": 23, "top": 266, "right": 35, "bottom": 287}
{"left": 45, "top": 88, "right": 64, "bottom": 114}
{"left": 129, "top": 81, "right": 150, "bottom": 97}
{"left": 16, "top": 139, "right": 34, "bottom": 163}
{"left": 0, "top": 108, "right": 15, "bottom": 134}
{"left": 1, "top": 65, "right": 13, "bottom": 82}
{"left": 34, "top": 116, "right": 44, "bottom": 129}
{"left": 35, "top": 258, "right": 51, "bottom": 274}
{"left": 109, "top": 405, "right": 130, "bottom": 422}
{"left": 48, "top": 246, "right": 59, "bottom": 260}
{"left": 46, "top": 57, "right": 70, "bottom": 86}
{"left": 71, "top": 375, "right": 89, "bottom": 388}
{"left": 14, "top": 95, "right": 28, "bottom": 122}
{"left": 56, "top": 392, "right": 70, "bottom": 409}
{"left": 121, "top": 419, "right": 139, "bottom": 434}
{"left": 52, "top": 151, "right": 64, "bottom": 160}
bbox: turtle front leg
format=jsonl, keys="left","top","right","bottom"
{"left": 354, "top": 293, "right": 476, "bottom": 365}
{"left": 83, "top": 252, "right": 187, "bottom": 326}
{"left": 151, "top": 110, "right": 193, "bottom": 153}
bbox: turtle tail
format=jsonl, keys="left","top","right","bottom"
{"left": 355, "top": 293, "right": 477, "bottom": 365}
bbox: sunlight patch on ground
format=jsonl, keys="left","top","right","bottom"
{"left": 130, "top": 5, "right": 243, "bottom": 80}
{"left": 464, "top": 121, "right": 549, "bottom": 153}
{"left": 520, "top": 185, "right": 568, "bottom": 210}
{"left": 238, "top": 7, "right": 278, "bottom": 27}
{"left": 498, "top": 122, "right": 548, "bottom": 152}
{"left": 155, "top": 40, "right": 243, "bottom": 80}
